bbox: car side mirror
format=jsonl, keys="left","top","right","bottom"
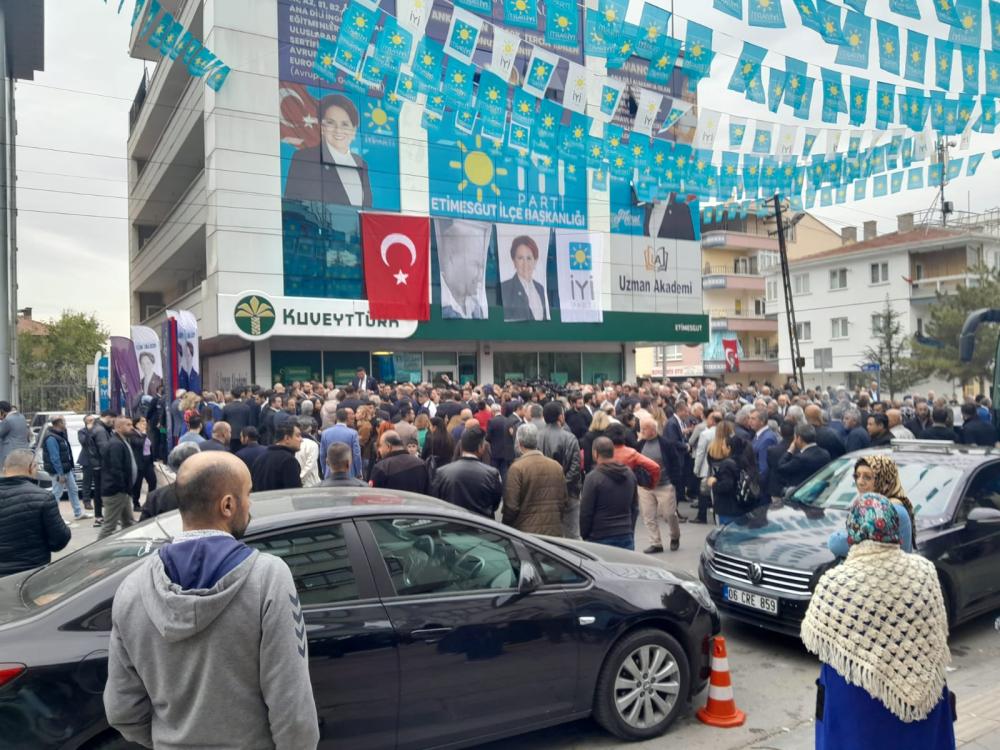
{"left": 967, "top": 507, "right": 1000, "bottom": 525}
{"left": 517, "top": 561, "right": 542, "bottom": 595}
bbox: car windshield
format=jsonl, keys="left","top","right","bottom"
{"left": 19, "top": 516, "right": 182, "bottom": 610}
{"left": 790, "top": 456, "right": 962, "bottom": 523}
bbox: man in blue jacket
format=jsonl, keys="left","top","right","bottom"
{"left": 749, "top": 410, "right": 778, "bottom": 507}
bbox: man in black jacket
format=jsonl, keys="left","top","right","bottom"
{"left": 431, "top": 427, "right": 502, "bottom": 517}
{"left": 98, "top": 417, "right": 138, "bottom": 540}
{"left": 258, "top": 395, "right": 283, "bottom": 446}
{"left": 866, "top": 413, "right": 895, "bottom": 447}
{"left": 959, "top": 402, "right": 997, "bottom": 447}
{"left": 370, "top": 431, "right": 430, "bottom": 494}
{"left": 320, "top": 443, "right": 367, "bottom": 487}
{"left": 77, "top": 416, "right": 96, "bottom": 511}
{"left": 766, "top": 420, "right": 796, "bottom": 500}
{"left": 89, "top": 411, "right": 115, "bottom": 526}
{"left": 564, "top": 394, "right": 590, "bottom": 440}
{"left": 139, "top": 443, "right": 201, "bottom": 520}
{"left": 0, "top": 449, "right": 71, "bottom": 575}
{"left": 251, "top": 423, "right": 303, "bottom": 492}
{"left": 222, "top": 389, "right": 253, "bottom": 452}
{"left": 805, "top": 405, "right": 845, "bottom": 459}
{"left": 486, "top": 404, "right": 516, "bottom": 481}
{"left": 580, "top": 437, "right": 639, "bottom": 549}
{"left": 904, "top": 401, "right": 933, "bottom": 438}
{"left": 537, "top": 402, "right": 582, "bottom": 539}
{"left": 777, "top": 424, "right": 832, "bottom": 491}
{"left": 922, "top": 407, "right": 960, "bottom": 442}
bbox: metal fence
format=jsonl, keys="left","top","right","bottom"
{"left": 19, "top": 383, "right": 92, "bottom": 420}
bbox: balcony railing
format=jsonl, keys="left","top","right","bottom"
{"left": 909, "top": 273, "right": 979, "bottom": 298}
{"left": 709, "top": 308, "right": 769, "bottom": 319}
{"left": 702, "top": 264, "right": 761, "bottom": 276}
{"left": 128, "top": 69, "right": 151, "bottom": 135}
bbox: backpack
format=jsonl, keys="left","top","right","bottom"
{"left": 632, "top": 463, "right": 654, "bottom": 490}
{"left": 734, "top": 443, "right": 761, "bottom": 507}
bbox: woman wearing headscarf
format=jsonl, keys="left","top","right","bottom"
{"left": 828, "top": 455, "right": 916, "bottom": 556}
{"left": 803, "top": 493, "right": 955, "bottom": 749}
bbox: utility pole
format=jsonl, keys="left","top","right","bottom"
{"left": 773, "top": 195, "right": 804, "bottom": 388}
{"left": 937, "top": 135, "right": 954, "bottom": 227}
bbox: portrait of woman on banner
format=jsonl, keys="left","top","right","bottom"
{"left": 284, "top": 93, "right": 373, "bottom": 208}
{"left": 500, "top": 233, "right": 550, "bottom": 322}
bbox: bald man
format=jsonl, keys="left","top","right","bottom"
{"left": 105, "top": 452, "right": 319, "bottom": 750}
{"left": 887, "top": 409, "right": 915, "bottom": 440}
{"left": 804, "top": 404, "right": 846, "bottom": 459}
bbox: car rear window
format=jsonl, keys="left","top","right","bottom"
{"left": 19, "top": 518, "right": 180, "bottom": 610}
{"left": 791, "top": 456, "right": 963, "bottom": 522}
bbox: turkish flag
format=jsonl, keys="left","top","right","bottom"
{"left": 722, "top": 338, "right": 740, "bottom": 373}
{"left": 361, "top": 213, "right": 431, "bottom": 320}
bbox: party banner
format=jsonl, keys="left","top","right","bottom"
{"left": 173, "top": 310, "right": 202, "bottom": 394}
{"left": 110, "top": 336, "right": 143, "bottom": 416}
{"left": 495, "top": 224, "right": 553, "bottom": 322}
{"left": 554, "top": 230, "right": 603, "bottom": 323}
{"left": 130, "top": 325, "right": 164, "bottom": 398}
{"left": 435, "top": 218, "right": 491, "bottom": 320}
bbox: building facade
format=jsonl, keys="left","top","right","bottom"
{"left": 639, "top": 211, "right": 839, "bottom": 382}
{"left": 126, "top": 0, "right": 709, "bottom": 391}
{"left": 766, "top": 211, "right": 1000, "bottom": 396}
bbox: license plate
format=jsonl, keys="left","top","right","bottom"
{"left": 723, "top": 585, "right": 779, "bottom": 615}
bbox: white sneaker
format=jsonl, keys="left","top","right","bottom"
{"left": 75, "top": 511, "right": 94, "bottom": 520}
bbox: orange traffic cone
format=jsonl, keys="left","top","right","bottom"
{"left": 696, "top": 636, "right": 746, "bottom": 728}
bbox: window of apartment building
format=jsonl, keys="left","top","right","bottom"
{"left": 870, "top": 262, "right": 889, "bottom": 284}
{"left": 795, "top": 321, "right": 812, "bottom": 341}
{"left": 734, "top": 257, "right": 752, "bottom": 275}
{"left": 831, "top": 317, "right": 849, "bottom": 338}
{"left": 664, "top": 345, "right": 683, "bottom": 361}
{"left": 792, "top": 273, "right": 810, "bottom": 295}
{"left": 871, "top": 313, "right": 885, "bottom": 335}
{"left": 829, "top": 268, "right": 848, "bottom": 290}
{"left": 766, "top": 279, "right": 779, "bottom": 302}
{"left": 734, "top": 298, "right": 743, "bottom": 316}
{"left": 758, "top": 251, "right": 779, "bottom": 272}
{"left": 754, "top": 298, "right": 766, "bottom": 316}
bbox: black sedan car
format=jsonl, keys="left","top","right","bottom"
{"left": 0, "top": 489, "right": 719, "bottom": 750}
{"left": 700, "top": 442, "right": 1000, "bottom": 637}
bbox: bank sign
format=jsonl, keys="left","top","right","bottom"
{"left": 219, "top": 292, "right": 418, "bottom": 341}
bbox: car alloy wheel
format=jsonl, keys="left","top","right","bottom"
{"left": 614, "top": 644, "right": 680, "bottom": 728}
{"left": 593, "top": 628, "right": 690, "bottom": 741}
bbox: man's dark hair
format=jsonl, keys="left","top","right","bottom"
{"left": 175, "top": 458, "right": 243, "bottom": 521}
{"left": 460, "top": 426, "right": 485, "bottom": 453}
{"left": 932, "top": 406, "right": 950, "bottom": 425}
{"left": 188, "top": 415, "right": 203, "bottom": 430}
{"left": 605, "top": 423, "right": 627, "bottom": 446}
{"left": 335, "top": 408, "right": 350, "bottom": 423}
{"left": 583, "top": 392, "right": 594, "bottom": 405}
{"left": 241, "top": 426, "right": 259, "bottom": 441}
{"left": 794, "top": 423, "right": 816, "bottom": 444}
{"left": 869, "top": 413, "right": 889, "bottom": 430}
{"left": 274, "top": 422, "right": 297, "bottom": 442}
{"left": 779, "top": 419, "right": 796, "bottom": 441}
{"left": 231, "top": 388, "right": 245, "bottom": 400}
{"left": 961, "top": 402, "right": 978, "bottom": 420}
{"left": 269, "top": 394, "right": 282, "bottom": 406}
{"left": 396, "top": 405, "right": 413, "bottom": 420}
{"left": 326, "top": 442, "right": 352, "bottom": 471}
{"left": 100, "top": 409, "right": 118, "bottom": 418}
{"left": 542, "top": 401, "right": 563, "bottom": 424}
{"left": 383, "top": 432, "right": 404, "bottom": 449}
{"left": 50, "top": 417, "right": 65, "bottom": 429}
{"left": 0, "top": 401, "right": 11, "bottom": 413}
{"left": 593, "top": 436, "right": 614, "bottom": 460}
{"left": 639, "top": 396, "right": 652, "bottom": 410}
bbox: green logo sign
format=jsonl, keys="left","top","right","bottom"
{"left": 234, "top": 295, "right": 276, "bottom": 338}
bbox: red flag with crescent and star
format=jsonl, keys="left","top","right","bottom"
{"left": 361, "top": 212, "right": 431, "bottom": 321}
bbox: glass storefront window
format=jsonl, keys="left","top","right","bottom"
{"left": 273, "top": 351, "right": 322, "bottom": 385}
{"left": 539, "top": 353, "right": 582, "bottom": 384}
{"left": 424, "top": 352, "right": 457, "bottom": 366}
{"left": 582, "top": 352, "right": 623, "bottom": 385}
{"left": 458, "top": 354, "right": 477, "bottom": 385}
{"left": 493, "top": 352, "right": 539, "bottom": 383}
{"left": 392, "top": 353, "right": 423, "bottom": 384}
{"left": 322, "top": 351, "right": 369, "bottom": 386}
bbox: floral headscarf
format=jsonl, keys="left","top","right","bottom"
{"left": 855, "top": 455, "right": 916, "bottom": 548}
{"left": 847, "top": 492, "right": 901, "bottom": 546}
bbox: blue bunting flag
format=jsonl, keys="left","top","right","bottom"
{"left": 889, "top": 0, "right": 920, "bottom": 19}
{"left": 836, "top": 11, "right": 871, "bottom": 69}
{"left": 749, "top": 0, "right": 785, "bottom": 28}
{"left": 935, "top": 38, "right": 955, "bottom": 91}
{"left": 961, "top": 46, "right": 979, "bottom": 94}
{"left": 636, "top": 3, "right": 672, "bottom": 59}
{"left": 904, "top": 30, "right": 927, "bottom": 84}
{"left": 950, "top": 0, "right": 981, "bottom": 46}
{"left": 715, "top": 0, "right": 743, "bottom": 19}
{"left": 849, "top": 77, "right": 869, "bottom": 126}
{"left": 877, "top": 21, "right": 900, "bottom": 76}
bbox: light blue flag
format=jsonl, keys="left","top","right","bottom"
{"left": 422, "top": 91, "right": 448, "bottom": 135}
{"left": 502, "top": 0, "right": 538, "bottom": 28}
{"left": 314, "top": 37, "right": 340, "bottom": 81}
{"left": 957, "top": 95, "right": 975, "bottom": 131}
{"left": 373, "top": 17, "right": 413, "bottom": 73}
{"left": 412, "top": 37, "right": 444, "bottom": 93}
{"left": 147, "top": 11, "right": 171, "bottom": 49}
{"left": 179, "top": 32, "right": 202, "bottom": 66}
{"left": 821, "top": 68, "right": 847, "bottom": 123}
{"left": 849, "top": 76, "right": 869, "bottom": 126}
{"left": 836, "top": 185, "right": 848, "bottom": 204}
{"left": 159, "top": 20, "right": 184, "bottom": 57}
{"left": 872, "top": 174, "right": 888, "bottom": 196}
{"left": 991, "top": 1, "right": 1000, "bottom": 49}
{"left": 130, "top": 0, "right": 147, "bottom": 26}
{"left": 728, "top": 42, "right": 768, "bottom": 99}
{"left": 585, "top": 10, "right": 610, "bottom": 56}
{"left": 511, "top": 88, "right": 537, "bottom": 126}
{"left": 188, "top": 46, "right": 217, "bottom": 78}
{"left": 930, "top": 91, "right": 951, "bottom": 131}
{"left": 205, "top": 65, "right": 230, "bottom": 92}
{"left": 935, "top": 0, "right": 961, "bottom": 27}
{"left": 476, "top": 71, "right": 509, "bottom": 133}
{"left": 935, "top": 38, "right": 955, "bottom": 91}
{"left": 395, "top": 72, "right": 418, "bottom": 102}
{"left": 816, "top": 0, "right": 845, "bottom": 43}
{"left": 454, "top": 108, "right": 477, "bottom": 135}
{"left": 802, "top": 130, "right": 817, "bottom": 156}
{"left": 606, "top": 23, "right": 640, "bottom": 69}
{"left": 586, "top": 136, "right": 605, "bottom": 167}
{"left": 443, "top": 57, "right": 475, "bottom": 107}
{"left": 887, "top": 135, "right": 903, "bottom": 169}
{"left": 795, "top": 0, "right": 821, "bottom": 32}
{"left": 752, "top": 123, "right": 773, "bottom": 153}
{"left": 820, "top": 186, "right": 833, "bottom": 206}
{"left": 994, "top": 149, "right": 1000, "bottom": 159}
{"left": 947, "top": 158, "right": 965, "bottom": 180}
{"left": 794, "top": 76, "right": 816, "bottom": 119}
{"left": 950, "top": 0, "right": 981, "bottom": 46}
{"left": 986, "top": 50, "right": 1000, "bottom": 95}
{"left": 852, "top": 179, "right": 866, "bottom": 200}
{"left": 445, "top": 14, "right": 480, "bottom": 63}
{"left": 715, "top": 0, "right": 743, "bottom": 19}
{"left": 784, "top": 57, "right": 808, "bottom": 109}
{"left": 967, "top": 153, "right": 985, "bottom": 175}
{"left": 904, "top": 30, "right": 927, "bottom": 84}
{"left": 767, "top": 68, "right": 787, "bottom": 113}
{"left": 876, "top": 81, "right": 895, "bottom": 129}
{"left": 743, "top": 155, "right": 761, "bottom": 196}
{"left": 729, "top": 120, "right": 748, "bottom": 147}
{"left": 891, "top": 171, "right": 904, "bottom": 192}
{"left": 720, "top": 152, "right": 741, "bottom": 194}
{"left": 546, "top": 0, "right": 580, "bottom": 49}
{"left": 595, "top": 0, "right": 627, "bottom": 41}
{"left": 901, "top": 88, "right": 929, "bottom": 130}
{"left": 138, "top": 0, "right": 160, "bottom": 39}
{"left": 646, "top": 37, "right": 682, "bottom": 86}
{"left": 683, "top": 22, "right": 714, "bottom": 89}
{"left": 636, "top": 3, "right": 672, "bottom": 59}
{"left": 507, "top": 119, "right": 532, "bottom": 151}
{"left": 907, "top": 167, "right": 924, "bottom": 189}
{"left": 901, "top": 137, "right": 914, "bottom": 166}
{"left": 749, "top": 0, "right": 786, "bottom": 28}
{"left": 877, "top": 21, "right": 900, "bottom": 76}
{"left": 591, "top": 167, "right": 609, "bottom": 192}
{"left": 889, "top": 0, "right": 920, "bottom": 19}
{"left": 559, "top": 112, "right": 591, "bottom": 158}
{"left": 836, "top": 11, "right": 871, "bottom": 69}
{"left": 928, "top": 163, "right": 943, "bottom": 185}
{"left": 961, "top": 46, "right": 979, "bottom": 94}
{"left": 975, "top": 96, "right": 996, "bottom": 132}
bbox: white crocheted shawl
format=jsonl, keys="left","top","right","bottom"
{"left": 800, "top": 540, "right": 951, "bottom": 723}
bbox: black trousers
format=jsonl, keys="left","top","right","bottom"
{"left": 80, "top": 464, "right": 94, "bottom": 502}
{"left": 92, "top": 468, "right": 103, "bottom": 518}
{"left": 131, "top": 457, "right": 157, "bottom": 504}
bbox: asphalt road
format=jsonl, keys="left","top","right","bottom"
{"left": 54, "top": 495, "right": 1000, "bottom": 750}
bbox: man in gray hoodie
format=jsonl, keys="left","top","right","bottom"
{"left": 104, "top": 451, "right": 319, "bottom": 750}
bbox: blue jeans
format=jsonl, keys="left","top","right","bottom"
{"left": 591, "top": 534, "right": 635, "bottom": 550}
{"left": 52, "top": 472, "right": 83, "bottom": 517}
{"left": 717, "top": 514, "right": 741, "bottom": 525}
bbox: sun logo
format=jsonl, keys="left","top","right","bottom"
{"left": 391, "top": 32, "right": 404, "bottom": 46}
{"left": 321, "top": 53, "right": 333, "bottom": 67}
{"left": 515, "top": 0, "right": 529, "bottom": 11}
{"left": 534, "top": 63, "right": 549, "bottom": 79}
{"left": 939, "top": 55, "right": 949, "bottom": 71}
{"left": 759, "top": 0, "right": 771, "bottom": 8}
{"left": 911, "top": 101, "right": 919, "bottom": 114}
{"left": 655, "top": 152, "right": 664, "bottom": 165}
{"left": 633, "top": 145, "right": 644, "bottom": 158}
{"left": 854, "top": 93, "right": 864, "bottom": 107}
{"left": 572, "top": 125, "right": 584, "bottom": 139}
{"left": 726, "top": 165, "right": 735, "bottom": 175}
{"left": 518, "top": 100, "right": 531, "bottom": 114}
{"left": 961, "top": 12, "right": 975, "bottom": 29}
{"left": 992, "top": 67, "right": 999, "bottom": 81}
{"left": 824, "top": 20, "right": 835, "bottom": 34}
{"left": 800, "top": 3, "right": 811, "bottom": 14}
{"left": 365, "top": 102, "right": 394, "bottom": 134}
{"left": 342, "top": 50, "right": 354, "bottom": 62}
{"left": 758, "top": 132, "right": 768, "bottom": 144}
{"left": 590, "top": 144, "right": 601, "bottom": 158}
{"left": 646, "top": 25, "right": 659, "bottom": 40}
{"left": 966, "top": 63, "right": 975, "bottom": 77}
{"left": 486, "top": 87, "right": 500, "bottom": 102}
{"left": 620, "top": 41, "right": 632, "bottom": 54}
{"left": 676, "top": 156, "right": 687, "bottom": 168}
{"left": 742, "top": 62, "right": 753, "bottom": 75}
{"left": 458, "top": 27, "right": 471, "bottom": 41}
{"left": 609, "top": 134, "right": 620, "bottom": 146}
{"left": 542, "top": 113, "right": 555, "bottom": 129}
{"left": 690, "top": 43, "right": 703, "bottom": 58}
{"left": 614, "top": 155, "right": 625, "bottom": 168}
{"left": 431, "top": 94, "right": 444, "bottom": 106}
{"left": 449, "top": 135, "right": 509, "bottom": 202}
{"left": 452, "top": 71, "right": 466, "bottom": 85}
{"left": 656, "top": 55, "right": 669, "bottom": 69}
{"left": 696, "top": 158, "right": 706, "bottom": 171}
{"left": 574, "top": 76, "right": 585, "bottom": 90}
{"left": 828, "top": 84, "right": 839, "bottom": 97}
{"left": 421, "top": 52, "right": 434, "bottom": 67}
{"left": 503, "top": 41, "right": 515, "bottom": 54}
{"left": 789, "top": 75, "right": 800, "bottom": 90}
{"left": 402, "top": 78, "right": 414, "bottom": 91}
{"left": 882, "top": 93, "right": 891, "bottom": 106}
{"left": 748, "top": 78, "right": 758, "bottom": 89}
{"left": 883, "top": 39, "right": 895, "bottom": 55}
{"left": 734, "top": 126, "right": 744, "bottom": 136}
{"left": 354, "top": 15, "right": 367, "bottom": 28}
{"left": 773, "top": 83, "right": 783, "bottom": 97}
{"left": 848, "top": 32, "right": 861, "bottom": 47}
{"left": 911, "top": 48, "right": 921, "bottom": 63}
{"left": 604, "top": 7, "right": 616, "bottom": 22}
{"left": 604, "top": 90, "right": 615, "bottom": 103}
{"left": 557, "top": 15, "right": 570, "bottom": 29}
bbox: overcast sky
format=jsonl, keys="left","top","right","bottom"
{"left": 13, "top": 0, "right": 1000, "bottom": 336}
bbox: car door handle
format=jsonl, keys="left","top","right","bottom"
{"left": 410, "top": 626, "right": 453, "bottom": 642}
